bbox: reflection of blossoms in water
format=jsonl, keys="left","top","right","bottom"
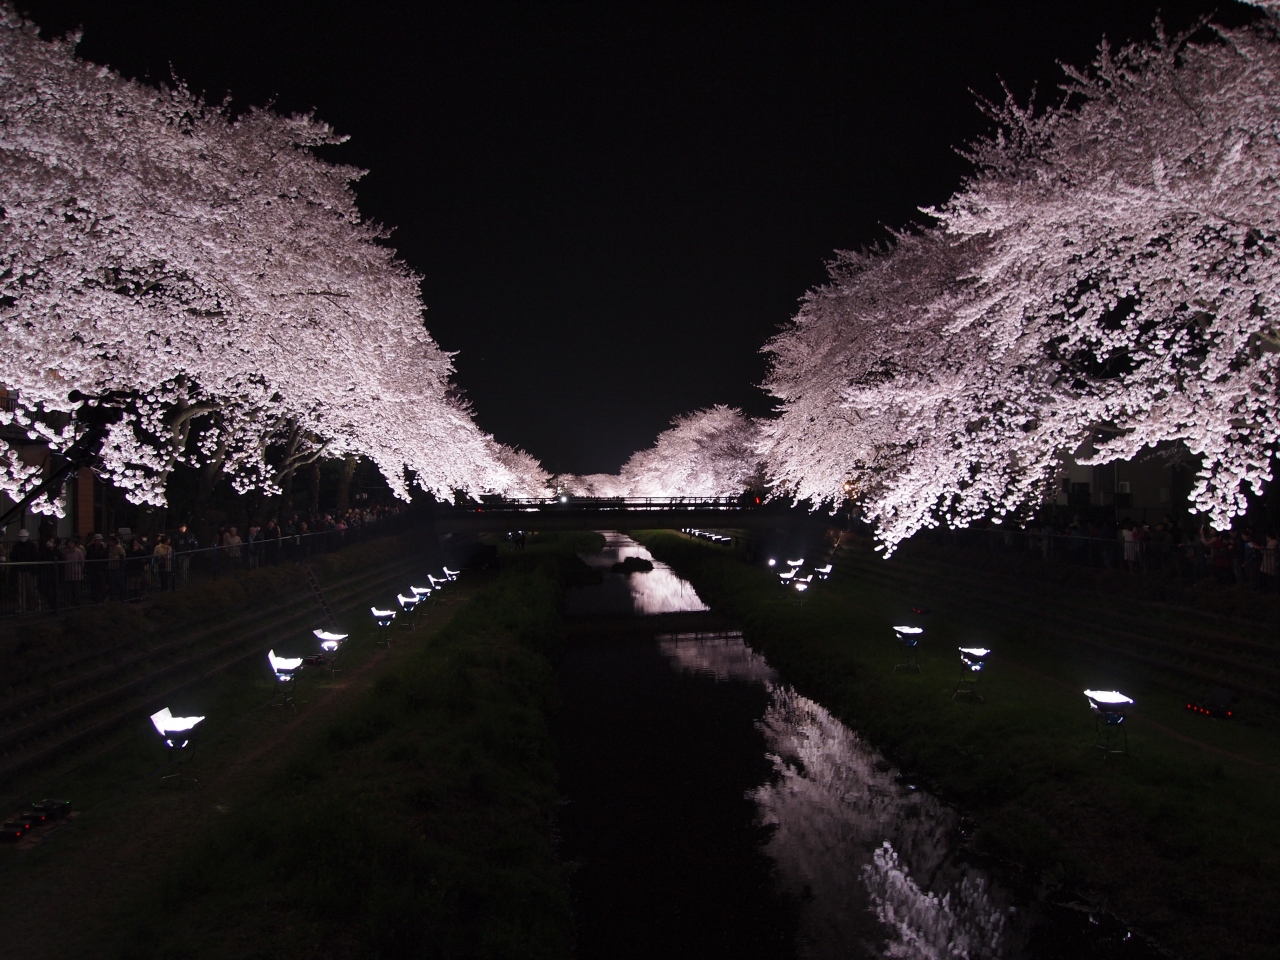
{"left": 574, "top": 532, "right": 709, "bottom": 615}
{"left": 658, "top": 633, "right": 778, "bottom": 684}
{"left": 863, "top": 842, "right": 1006, "bottom": 960}
{"left": 661, "top": 633, "right": 1012, "bottom": 960}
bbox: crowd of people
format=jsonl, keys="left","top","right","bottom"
{"left": 0, "top": 503, "right": 407, "bottom": 614}
{"left": 943, "top": 515, "right": 1280, "bottom": 592}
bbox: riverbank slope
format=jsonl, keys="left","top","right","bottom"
{"left": 635, "top": 530, "right": 1280, "bottom": 960}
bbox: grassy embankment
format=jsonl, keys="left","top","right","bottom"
{"left": 0, "top": 530, "right": 427, "bottom": 687}
{"left": 635, "top": 530, "right": 1280, "bottom": 960}
{"left": 105, "top": 535, "right": 601, "bottom": 960}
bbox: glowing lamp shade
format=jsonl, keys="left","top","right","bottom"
{"left": 797, "top": 574, "right": 813, "bottom": 583}
{"left": 314, "top": 628, "right": 348, "bottom": 653}
{"left": 794, "top": 581, "right": 809, "bottom": 592}
{"left": 410, "top": 585, "right": 431, "bottom": 597}
{"left": 397, "top": 592, "right": 421, "bottom": 609}
{"left": 443, "top": 566, "right": 459, "bottom": 580}
{"left": 269, "top": 649, "right": 304, "bottom": 676}
{"left": 1084, "top": 689, "right": 1133, "bottom": 705}
{"left": 958, "top": 647, "right": 990, "bottom": 672}
{"left": 779, "top": 568, "right": 797, "bottom": 580}
{"left": 150, "top": 707, "right": 205, "bottom": 737}
{"left": 371, "top": 607, "right": 395, "bottom": 618}
{"left": 786, "top": 559, "right": 804, "bottom": 567}
{"left": 893, "top": 625, "right": 923, "bottom": 635}
{"left": 815, "top": 564, "right": 833, "bottom": 577}
{"left": 427, "top": 574, "right": 446, "bottom": 588}
{"left": 768, "top": 559, "right": 777, "bottom": 567}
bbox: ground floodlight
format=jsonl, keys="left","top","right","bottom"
{"left": 443, "top": 566, "right": 459, "bottom": 580}
{"left": 794, "top": 581, "right": 809, "bottom": 592}
{"left": 786, "top": 559, "right": 804, "bottom": 567}
{"left": 371, "top": 606, "right": 396, "bottom": 623}
{"left": 779, "top": 568, "right": 797, "bottom": 580}
{"left": 268, "top": 649, "right": 304, "bottom": 677}
{"left": 397, "top": 592, "right": 421, "bottom": 608}
{"left": 797, "top": 574, "right": 813, "bottom": 583}
{"left": 768, "top": 558, "right": 777, "bottom": 567}
{"left": 815, "top": 564, "right": 833, "bottom": 579}
{"left": 1085, "top": 690, "right": 1134, "bottom": 756}
{"left": 410, "top": 585, "right": 431, "bottom": 597}
{"left": 150, "top": 707, "right": 205, "bottom": 744}
{"left": 428, "top": 574, "right": 446, "bottom": 588}
{"left": 954, "top": 647, "right": 991, "bottom": 701}
{"left": 314, "top": 629, "right": 348, "bottom": 652}
{"left": 893, "top": 626, "right": 922, "bottom": 673}
{"left": 151, "top": 707, "right": 205, "bottom": 784}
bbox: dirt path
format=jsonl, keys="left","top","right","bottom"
{"left": 0, "top": 601, "right": 458, "bottom": 960}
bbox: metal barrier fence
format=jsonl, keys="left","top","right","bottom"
{"left": 917, "top": 525, "right": 1279, "bottom": 590}
{"left": 0, "top": 516, "right": 410, "bottom": 618}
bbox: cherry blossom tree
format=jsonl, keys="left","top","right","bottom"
{"left": 764, "top": 8, "right": 1280, "bottom": 551}
{"left": 0, "top": 7, "right": 520, "bottom": 515}
{"left": 620, "top": 405, "right": 761, "bottom": 498}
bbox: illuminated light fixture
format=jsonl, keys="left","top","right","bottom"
{"left": 797, "top": 574, "right": 813, "bottom": 584}
{"left": 1084, "top": 689, "right": 1133, "bottom": 756}
{"left": 313, "top": 629, "right": 348, "bottom": 652}
{"left": 397, "top": 592, "right": 421, "bottom": 609}
{"left": 443, "top": 566, "right": 460, "bottom": 580}
{"left": 560, "top": 494, "right": 569, "bottom": 503}
{"left": 778, "top": 568, "right": 797, "bottom": 580}
{"left": 786, "top": 559, "right": 804, "bottom": 567}
{"left": 893, "top": 626, "right": 922, "bottom": 673}
{"left": 815, "top": 564, "right": 833, "bottom": 579}
{"left": 767, "top": 559, "right": 777, "bottom": 567}
{"left": 150, "top": 707, "right": 206, "bottom": 783}
{"left": 372, "top": 606, "right": 396, "bottom": 647}
{"left": 794, "top": 581, "right": 809, "bottom": 592}
{"left": 150, "top": 707, "right": 205, "bottom": 744}
{"left": 427, "top": 574, "right": 447, "bottom": 589}
{"left": 268, "top": 649, "right": 304, "bottom": 679}
{"left": 410, "top": 585, "right": 431, "bottom": 597}
{"left": 954, "top": 647, "right": 991, "bottom": 701}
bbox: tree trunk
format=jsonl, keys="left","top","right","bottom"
{"left": 307, "top": 461, "right": 321, "bottom": 515}
{"left": 336, "top": 456, "right": 358, "bottom": 512}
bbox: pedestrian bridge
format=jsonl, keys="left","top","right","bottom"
{"left": 433, "top": 496, "right": 790, "bottom": 535}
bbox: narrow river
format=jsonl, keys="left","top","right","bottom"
{"left": 554, "top": 533, "right": 1157, "bottom": 960}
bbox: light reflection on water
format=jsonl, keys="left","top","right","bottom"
{"left": 568, "top": 532, "right": 709, "bottom": 616}
{"left": 661, "top": 632, "right": 1014, "bottom": 960}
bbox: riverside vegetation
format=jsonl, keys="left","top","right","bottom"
{"left": 0, "top": 533, "right": 604, "bottom": 960}
{"left": 116, "top": 537, "right": 598, "bottom": 959}
{"left": 634, "top": 530, "right": 1280, "bottom": 960}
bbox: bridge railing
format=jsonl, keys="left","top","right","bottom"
{"left": 455, "top": 496, "right": 751, "bottom": 512}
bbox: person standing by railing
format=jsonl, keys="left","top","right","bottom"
{"left": 173, "top": 525, "right": 197, "bottom": 586}
{"left": 1263, "top": 532, "right": 1278, "bottom": 593}
{"left": 152, "top": 535, "right": 174, "bottom": 591}
{"left": 86, "top": 532, "right": 108, "bottom": 602}
{"left": 107, "top": 533, "right": 126, "bottom": 599}
{"left": 223, "top": 526, "right": 243, "bottom": 568}
{"left": 60, "top": 537, "right": 85, "bottom": 604}
{"left": 263, "top": 518, "right": 281, "bottom": 565}
{"left": 10, "top": 529, "right": 38, "bottom": 613}
{"left": 125, "top": 536, "right": 148, "bottom": 599}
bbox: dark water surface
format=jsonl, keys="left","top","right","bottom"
{"left": 554, "top": 534, "right": 1162, "bottom": 960}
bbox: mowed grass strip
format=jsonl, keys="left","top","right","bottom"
{"left": 635, "top": 530, "right": 1280, "bottom": 960}
{"left": 117, "top": 545, "right": 579, "bottom": 960}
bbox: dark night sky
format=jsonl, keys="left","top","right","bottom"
{"left": 16, "top": 1, "right": 1254, "bottom": 474}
